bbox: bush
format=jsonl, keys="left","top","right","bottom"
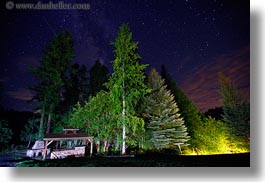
{"left": 186, "top": 117, "right": 231, "bottom": 155}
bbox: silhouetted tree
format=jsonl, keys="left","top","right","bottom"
{"left": 89, "top": 60, "right": 108, "bottom": 96}
{"left": 63, "top": 64, "right": 90, "bottom": 111}
{"left": 205, "top": 107, "right": 223, "bottom": 120}
{"left": 31, "top": 31, "right": 74, "bottom": 134}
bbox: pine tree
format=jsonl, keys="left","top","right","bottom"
{"left": 63, "top": 63, "right": 90, "bottom": 110}
{"left": 161, "top": 65, "right": 202, "bottom": 145}
{"left": 78, "top": 65, "right": 90, "bottom": 104}
{"left": 145, "top": 68, "right": 189, "bottom": 152}
{"left": 219, "top": 73, "right": 250, "bottom": 139}
{"left": 31, "top": 31, "right": 74, "bottom": 134}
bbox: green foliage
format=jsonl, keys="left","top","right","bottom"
{"left": 144, "top": 68, "right": 190, "bottom": 152}
{"left": 68, "top": 91, "right": 118, "bottom": 143}
{"left": 161, "top": 65, "right": 203, "bottom": 147}
{"left": 219, "top": 73, "right": 250, "bottom": 139}
{"left": 20, "top": 118, "right": 39, "bottom": 144}
{"left": 105, "top": 24, "right": 151, "bottom": 152}
{"left": 106, "top": 24, "right": 150, "bottom": 113}
{"left": 0, "top": 120, "right": 13, "bottom": 150}
{"left": 31, "top": 31, "right": 74, "bottom": 134}
{"left": 188, "top": 117, "right": 230, "bottom": 154}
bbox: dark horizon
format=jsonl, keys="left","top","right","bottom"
{"left": 0, "top": 0, "right": 250, "bottom": 112}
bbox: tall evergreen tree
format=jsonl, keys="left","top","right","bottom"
{"left": 89, "top": 60, "right": 109, "bottom": 96}
{"left": 78, "top": 65, "right": 90, "bottom": 104}
{"left": 63, "top": 63, "right": 80, "bottom": 112}
{"left": 106, "top": 24, "right": 150, "bottom": 155}
{"left": 63, "top": 63, "right": 90, "bottom": 110}
{"left": 160, "top": 65, "right": 202, "bottom": 142}
{"left": 219, "top": 73, "right": 250, "bottom": 140}
{"left": 31, "top": 31, "right": 74, "bottom": 135}
{"left": 145, "top": 68, "right": 189, "bottom": 152}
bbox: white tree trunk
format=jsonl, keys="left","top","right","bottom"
{"left": 103, "top": 140, "right": 108, "bottom": 153}
{"left": 121, "top": 100, "right": 126, "bottom": 155}
{"left": 121, "top": 59, "right": 126, "bottom": 155}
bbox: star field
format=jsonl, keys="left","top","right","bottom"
{"left": 0, "top": 0, "right": 249, "bottom": 111}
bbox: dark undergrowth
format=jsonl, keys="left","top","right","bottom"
{"left": 15, "top": 152, "right": 250, "bottom": 167}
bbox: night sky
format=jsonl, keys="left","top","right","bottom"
{"left": 0, "top": 0, "right": 250, "bottom": 112}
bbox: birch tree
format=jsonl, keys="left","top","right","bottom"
{"left": 106, "top": 24, "right": 150, "bottom": 155}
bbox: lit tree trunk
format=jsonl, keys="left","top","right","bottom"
{"left": 46, "top": 104, "right": 53, "bottom": 134}
{"left": 27, "top": 134, "right": 32, "bottom": 149}
{"left": 103, "top": 140, "right": 108, "bottom": 153}
{"left": 39, "top": 98, "right": 46, "bottom": 138}
{"left": 39, "top": 109, "right": 44, "bottom": 137}
{"left": 121, "top": 99, "right": 126, "bottom": 155}
{"left": 96, "top": 141, "right": 100, "bottom": 154}
{"left": 27, "top": 120, "right": 33, "bottom": 149}
{"left": 121, "top": 61, "right": 126, "bottom": 155}
{"left": 105, "top": 141, "right": 110, "bottom": 153}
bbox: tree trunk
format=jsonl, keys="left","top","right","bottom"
{"left": 96, "top": 141, "right": 100, "bottom": 154}
{"left": 27, "top": 134, "right": 32, "bottom": 149}
{"left": 39, "top": 100, "right": 45, "bottom": 138}
{"left": 46, "top": 113, "right": 51, "bottom": 134}
{"left": 46, "top": 104, "right": 53, "bottom": 134}
{"left": 121, "top": 99, "right": 126, "bottom": 155}
{"left": 103, "top": 140, "right": 108, "bottom": 153}
{"left": 105, "top": 141, "right": 110, "bottom": 153}
{"left": 121, "top": 58, "right": 126, "bottom": 155}
{"left": 115, "top": 137, "right": 119, "bottom": 152}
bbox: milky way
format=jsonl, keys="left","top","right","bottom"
{"left": 0, "top": 0, "right": 249, "bottom": 111}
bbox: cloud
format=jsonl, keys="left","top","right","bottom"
{"left": 6, "top": 88, "right": 33, "bottom": 101}
{"left": 180, "top": 47, "right": 250, "bottom": 112}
